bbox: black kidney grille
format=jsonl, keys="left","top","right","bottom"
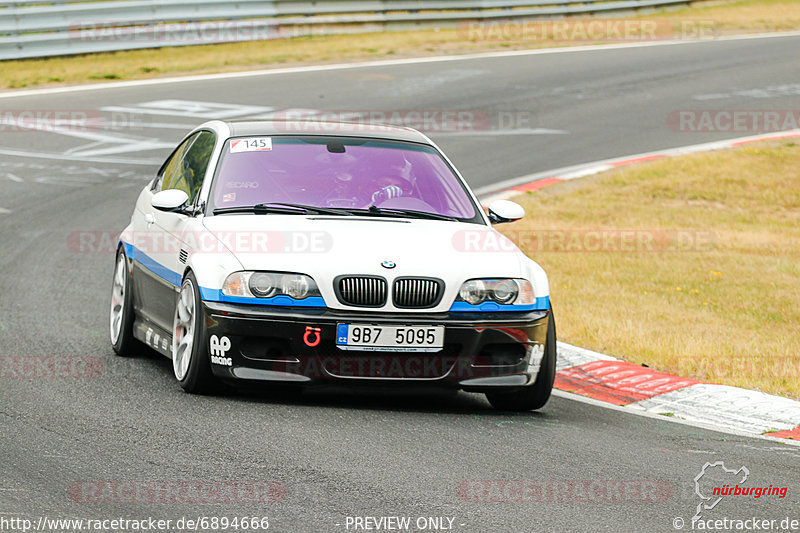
{"left": 336, "top": 276, "right": 387, "bottom": 307}
{"left": 393, "top": 277, "right": 444, "bottom": 309}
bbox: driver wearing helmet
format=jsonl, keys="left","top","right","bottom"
{"left": 368, "top": 157, "right": 415, "bottom": 207}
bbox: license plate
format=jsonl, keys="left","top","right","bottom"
{"left": 336, "top": 324, "right": 444, "bottom": 352}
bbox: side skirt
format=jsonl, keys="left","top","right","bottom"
{"left": 133, "top": 318, "right": 173, "bottom": 359}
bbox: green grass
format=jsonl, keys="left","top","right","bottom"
{"left": 500, "top": 141, "right": 800, "bottom": 399}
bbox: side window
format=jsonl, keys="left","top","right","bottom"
{"left": 154, "top": 131, "right": 216, "bottom": 204}
{"left": 153, "top": 133, "right": 196, "bottom": 193}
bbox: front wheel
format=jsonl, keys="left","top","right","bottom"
{"left": 486, "top": 310, "right": 557, "bottom": 411}
{"left": 110, "top": 249, "right": 139, "bottom": 356}
{"left": 172, "top": 272, "right": 215, "bottom": 394}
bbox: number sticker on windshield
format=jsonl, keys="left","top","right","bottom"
{"left": 230, "top": 137, "right": 272, "bottom": 153}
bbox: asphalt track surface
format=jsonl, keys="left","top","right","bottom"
{"left": 1, "top": 35, "right": 800, "bottom": 532}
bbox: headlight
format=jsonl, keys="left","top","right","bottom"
{"left": 281, "top": 274, "right": 310, "bottom": 299}
{"left": 222, "top": 271, "right": 321, "bottom": 300}
{"left": 249, "top": 272, "right": 280, "bottom": 297}
{"left": 458, "top": 279, "right": 487, "bottom": 305}
{"left": 456, "top": 278, "right": 534, "bottom": 306}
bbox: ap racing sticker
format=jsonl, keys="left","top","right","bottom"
{"left": 210, "top": 335, "right": 232, "bottom": 366}
{"left": 230, "top": 137, "right": 272, "bottom": 153}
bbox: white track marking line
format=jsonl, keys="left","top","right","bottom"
{"left": 115, "top": 121, "right": 197, "bottom": 130}
{"left": 630, "top": 384, "right": 800, "bottom": 435}
{"left": 0, "top": 147, "right": 160, "bottom": 165}
{"left": 433, "top": 128, "right": 568, "bottom": 137}
{"left": 4, "top": 173, "right": 23, "bottom": 182}
{"left": 101, "top": 102, "right": 273, "bottom": 119}
{"left": 556, "top": 341, "right": 618, "bottom": 371}
{"left": 0, "top": 208, "right": 11, "bottom": 214}
{"left": 0, "top": 116, "right": 174, "bottom": 160}
{"left": 1, "top": 31, "right": 800, "bottom": 100}
{"left": 66, "top": 140, "right": 173, "bottom": 158}
{"left": 552, "top": 389, "right": 800, "bottom": 447}
{"left": 477, "top": 128, "right": 800, "bottom": 198}
{"left": 475, "top": 164, "right": 605, "bottom": 197}
{"left": 557, "top": 164, "right": 614, "bottom": 180}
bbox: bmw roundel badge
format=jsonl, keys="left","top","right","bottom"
{"left": 381, "top": 260, "right": 396, "bottom": 269}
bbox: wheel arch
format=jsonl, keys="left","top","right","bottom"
{"left": 115, "top": 241, "right": 136, "bottom": 279}
{"left": 182, "top": 249, "right": 243, "bottom": 301}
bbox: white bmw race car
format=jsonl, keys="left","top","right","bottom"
{"left": 110, "top": 120, "right": 556, "bottom": 411}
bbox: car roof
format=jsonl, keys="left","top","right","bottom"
{"left": 224, "top": 120, "right": 432, "bottom": 144}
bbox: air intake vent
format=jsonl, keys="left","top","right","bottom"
{"left": 178, "top": 249, "right": 188, "bottom": 264}
{"left": 393, "top": 277, "right": 444, "bottom": 309}
{"left": 335, "top": 276, "right": 387, "bottom": 307}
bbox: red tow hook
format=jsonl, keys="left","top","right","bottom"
{"left": 303, "top": 326, "right": 322, "bottom": 347}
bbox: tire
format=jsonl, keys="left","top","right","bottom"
{"left": 172, "top": 271, "right": 216, "bottom": 394}
{"left": 110, "top": 248, "right": 139, "bottom": 356}
{"left": 486, "top": 309, "right": 557, "bottom": 411}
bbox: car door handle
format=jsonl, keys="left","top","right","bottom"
{"left": 144, "top": 213, "right": 155, "bottom": 225}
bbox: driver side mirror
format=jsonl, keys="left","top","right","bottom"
{"left": 487, "top": 200, "right": 525, "bottom": 224}
{"left": 152, "top": 189, "right": 190, "bottom": 214}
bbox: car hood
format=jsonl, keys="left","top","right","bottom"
{"left": 201, "top": 214, "right": 544, "bottom": 312}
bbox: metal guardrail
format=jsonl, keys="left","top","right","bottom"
{"left": 0, "top": 0, "right": 691, "bottom": 60}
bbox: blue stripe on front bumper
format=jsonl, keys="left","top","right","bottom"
{"left": 198, "top": 287, "right": 327, "bottom": 308}
{"left": 449, "top": 296, "right": 549, "bottom": 312}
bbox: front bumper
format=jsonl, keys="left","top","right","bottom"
{"left": 202, "top": 301, "right": 550, "bottom": 391}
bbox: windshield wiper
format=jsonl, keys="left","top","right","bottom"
{"left": 259, "top": 203, "right": 354, "bottom": 216}
{"left": 343, "top": 205, "right": 457, "bottom": 221}
{"left": 213, "top": 203, "right": 352, "bottom": 216}
{"left": 214, "top": 203, "right": 456, "bottom": 220}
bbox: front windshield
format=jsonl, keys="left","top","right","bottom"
{"left": 208, "top": 136, "right": 479, "bottom": 221}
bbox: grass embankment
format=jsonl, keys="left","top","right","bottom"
{"left": 499, "top": 141, "right": 800, "bottom": 398}
{"left": 1, "top": 0, "right": 799, "bottom": 90}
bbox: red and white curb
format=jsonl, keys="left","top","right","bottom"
{"left": 478, "top": 129, "right": 800, "bottom": 442}
{"left": 556, "top": 343, "right": 800, "bottom": 440}
{"left": 476, "top": 128, "right": 800, "bottom": 202}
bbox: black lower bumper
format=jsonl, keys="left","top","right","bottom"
{"left": 202, "top": 301, "right": 550, "bottom": 392}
